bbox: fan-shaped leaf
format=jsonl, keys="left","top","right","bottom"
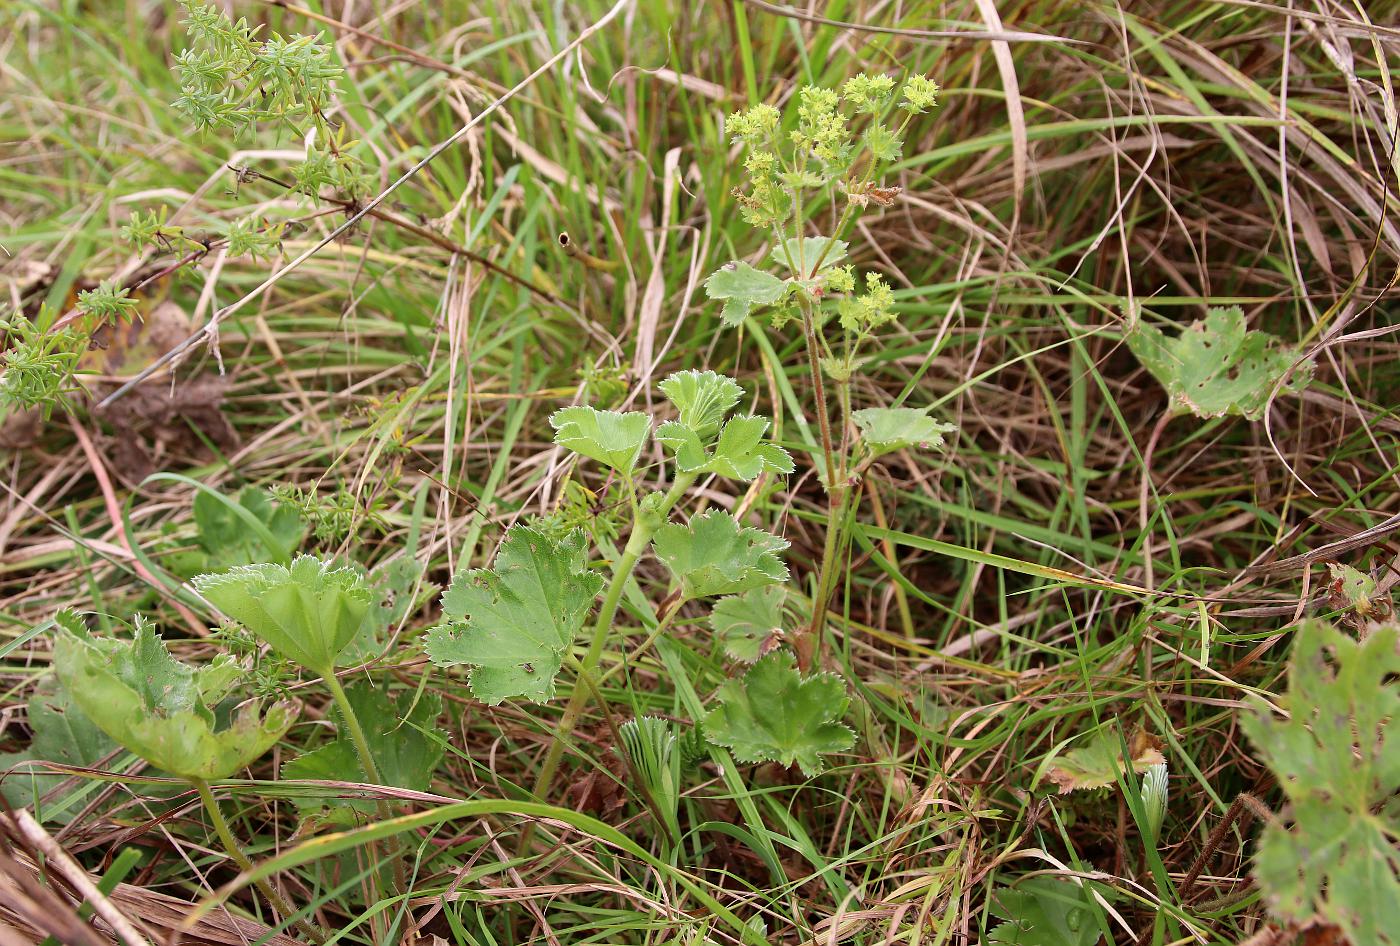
{"left": 769, "top": 236, "right": 848, "bottom": 275}
{"left": 652, "top": 510, "right": 788, "bottom": 600}
{"left": 853, "top": 406, "right": 955, "bottom": 457}
{"left": 703, "top": 261, "right": 787, "bottom": 326}
{"left": 1125, "top": 305, "right": 1312, "bottom": 420}
{"left": 194, "top": 556, "right": 372, "bottom": 676}
{"left": 424, "top": 525, "right": 603, "bottom": 704}
{"left": 549, "top": 406, "right": 650, "bottom": 475}
{"left": 702, "top": 650, "right": 852, "bottom": 776}
{"left": 659, "top": 370, "right": 743, "bottom": 439}
{"left": 658, "top": 415, "right": 792, "bottom": 481}
{"left": 711, "top": 586, "right": 786, "bottom": 662}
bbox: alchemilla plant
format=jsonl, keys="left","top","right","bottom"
{"left": 705, "top": 74, "right": 954, "bottom": 669}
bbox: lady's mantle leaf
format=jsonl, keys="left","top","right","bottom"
{"left": 0, "top": 672, "right": 115, "bottom": 818}
{"left": 702, "top": 650, "right": 853, "bottom": 776}
{"left": 1125, "top": 305, "right": 1313, "bottom": 420}
{"left": 1045, "top": 727, "right": 1165, "bottom": 794}
{"left": 549, "top": 406, "right": 650, "bottom": 475}
{"left": 853, "top": 406, "right": 956, "bottom": 457}
{"left": 194, "top": 556, "right": 372, "bottom": 675}
{"left": 424, "top": 525, "right": 603, "bottom": 704}
{"left": 703, "top": 261, "right": 787, "bottom": 326}
{"left": 769, "top": 236, "right": 848, "bottom": 275}
{"left": 657, "top": 415, "right": 793, "bottom": 480}
{"left": 1241, "top": 620, "right": 1400, "bottom": 945}
{"left": 652, "top": 510, "right": 788, "bottom": 600}
{"left": 659, "top": 370, "right": 743, "bottom": 439}
{"left": 988, "top": 877, "right": 1113, "bottom": 946}
{"left": 282, "top": 682, "right": 444, "bottom": 824}
{"left": 51, "top": 616, "right": 296, "bottom": 781}
{"left": 711, "top": 586, "right": 786, "bottom": 662}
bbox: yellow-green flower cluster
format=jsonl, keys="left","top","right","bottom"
{"left": 734, "top": 148, "right": 790, "bottom": 228}
{"left": 791, "top": 86, "right": 849, "bottom": 167}
{"left": 727, "top": 102, "right": 780, "bottom": 145}
{"left": 837, "top": 273, "right": 897, "bottom": 334}
{"left": 841, "top": 74, "right": 895, "bottom": 114}
{"left": 900, "top": 74, "right": 940, "bottom": 112}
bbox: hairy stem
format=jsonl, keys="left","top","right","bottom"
{"left": 530, "top": 471, "right": 698, "bottom": 808}
{"left": 192, "top": 778, "right": 328, "bottom": 946}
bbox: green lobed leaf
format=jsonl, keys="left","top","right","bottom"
{"left": 657, "top": 415, "right": 793, "bottom": 481}
{"left": 703, "top": 261, "right": 788, "bottom": 326}
{"left": 768, "top": 236, "right": 848, "bottom": 276}
{"left": 710, "top": 586, "right": 786, "bottom": 662}
{"left": 0, "top": 672, "right": 116, "bottom": 819}
{"left": 549, "top": 406, "right": 650, "bottom": 475}
{"left": 1124, "top": 305, "right": 1313, "bottom": 420}
{"left": 853, "top": 406, "right": 956, "bottom": 458}
{"left": 423, "top": 524, "right": 603, "bottom": 704}
{"left": 51, "top": 617, "right": 296, "bottom": 781}
{"left": 1241, "top": 620, "right": 1400, "bottom": 944}
{"left": 702, "top": 650, "right": 853, "bottom": 776}
{"left": 282, "top": 682, "right": 444, "bottom": 825}
{"left": 652, "top": 510, "right": 789, "bottom": 600}
{"left": 191, "top": 486, "right": 304, "bottom": 571}
{"left": 988, "top": 877, "right": 1112, "bottom": 946}
{"left": 658, "top": 370, "right": 743, "bottom": 439}
{"left": 193, "top": 555, "right": 372, "bottom": 675}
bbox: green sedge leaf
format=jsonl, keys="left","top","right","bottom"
{"left": 702, "top": 650, "right": 853, "bottom": 776}
{"left": 1242, "top": 620, "right": 1400, "bottom": 944}
{"left": 194, "top": 556, "right": 372, "bottom": 676}
{"left": 652, "top": 510, "right": 788, "bottom": 600}
{"left": 853, "top": 406, "right": 956, "bottom": 457}
{"left": 658, "top": 370, "right": 743, "bottom": 439}
{"left": 424, "top": 524, "right": 603, "bottom": 704}
{"left": 703, "top": 261, "right": 787, "bottom": 326}
{"left": 549, "top": 406, "right": 650, "bottom": 475}
{"left": 1125, "top": 305, "right": 1313, "bottom": 420}
{"left": 51, "top": 618, "right": 295, "bottom": 781}
{"left": 768, "top": 237, "right": 848, "bottom": 276}
{"left": 710, "top": 586, "right": 786, "bottom": 662}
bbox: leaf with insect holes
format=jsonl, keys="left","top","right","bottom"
{"left": 853, "top": 406, "right": 956, "bottom": 457}
{"left": 51, "top": 615, "right": 296, "bottom": 781}
{"left": 282, "top": 682, "right": 443, "bottom": 823}
{"left": 659, "top": 370, "right": 743, "bottom": 440}
{"left": 988, "top": 877, "right": 1113, "bottom": 946}
{"left": 657, "top": 415, "right": 793, "bottom": 481}
{"left": 1125, "top": 305, "right": 1312, "bottom": 420}
{"left": 704, "top": 261, "right": 788, "bottom": 326}
{"left": 711, "top": 586, "right": 786, "bottom": 662}
{"left": 1045, "top": 727, "right": 1165, "bottom": 794}
{"left": 194, "top": 556, "right": 372, "bottom": 676}
{"left": 652, "top": 510, "right": 788, "bottom": 600}
{"left": 769, "top": 237, "right": 848, "bottom": 276}
{"left": 0, "top": 667, "right": 116, "bottom": 820}
{"left": 549, "top": 406, "right": 650, "bottom": 476}
{"left": 702, "top": 650, "right": 853, "bottom": 776}
{"left": 424, "top": 525, "right": 603, "bottom": 704}
{"left": 1241, "top": 620, "right": 1400, "bottom": 946}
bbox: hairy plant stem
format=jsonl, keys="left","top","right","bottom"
{"left": 322, "top": 670, "right": 405, "bottom": 927}
{"left": 797, "top": 297, "right": 844, "bottom": 671}
{"left": 192, "top": 778, "right": 328, "bottom": 945}
{"left": 528, "top": 470, "right": 698, "bottom": 811}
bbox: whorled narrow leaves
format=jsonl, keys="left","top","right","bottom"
{"left": 51, "top": 613, "right": 296, "bottom": 781}
{"left": 424, "top": 525, "right": 603, "bottom": 705}
{"left": 193, "top": 555, "right": 372, "bottom": 676}
{"left": 702, "top": 650, "right": 853, "bottom": 776}
{"left": 1241, "top": 620, "right": 1400, "bottom": 945}
{"left": 549, "top": 406, "right": 651, "bottom": 476}
{"left": 652, "top": 510, "right": 788, "bottom": 600}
